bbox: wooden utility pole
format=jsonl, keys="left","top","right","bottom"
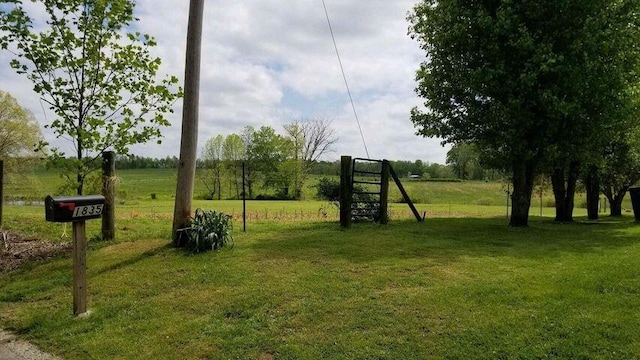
{"left": 172, "top": 0, "right": 205, "bottom": 246}
{"left": 102, "top": 151, "right": 115, "bottom": 241}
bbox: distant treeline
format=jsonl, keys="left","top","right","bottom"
{"left": 113, "top": 155, "right": 495, "bottom": 180}
{"left": 115, "top": 155, "right": 180, "bottom": 169}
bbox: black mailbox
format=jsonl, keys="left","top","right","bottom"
{"left": 45, "top": 195, "right": 106, "bottom": 222}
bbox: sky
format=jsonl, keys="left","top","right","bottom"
{"left": 0, "top": 0, "right": 449, "bottom": 164}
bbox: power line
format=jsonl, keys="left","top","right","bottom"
{"left": 321, "top": 0, "right": 370, "bottom": 159}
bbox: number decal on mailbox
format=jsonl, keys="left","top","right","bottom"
{"left": 72, "top": 204, "right": 104, "bottom": 218}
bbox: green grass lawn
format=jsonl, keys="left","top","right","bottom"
{"left": 1, "top": 168, "right": 638, "bottom": 358}
{"left": 2, "top": 214, "right": 640, "bottom": 359}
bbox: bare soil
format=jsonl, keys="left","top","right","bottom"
{"left": 0, "top": 231, "right": 70, "bottom": 272}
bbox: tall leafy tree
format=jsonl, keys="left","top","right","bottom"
{"left": 600, "top": 126, "right": 640, "bottom": 217}
{"left": 199, "top": 135, "right": 223, "bottom": 200}
{"left": 0, "top": 89, "right": 43, "bottom": 188}
{"left": 545, "top": 1, "right": 640, "bottom": 222}
{"left": 222, "top": 133, "right": 244, "bottom": 199}
{"left": 246, "top": 126, "right": 291, "bottom": 195}
{"left": 446, "top": 143, "right": 478, "bottom": 180}
{"left": 408, "top": 0, "right": 640, "bottom": 226}
{"left": 0, "top": 0, "right": 181, "bottom": 194}
{"left": 0, "top": 90, "right": 41, "bottom": 158}
{"left": 241, "top": 126, "right": 258, "bottom": 199}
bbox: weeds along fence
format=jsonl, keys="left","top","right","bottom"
{"left": 116, "top": 207, "right": 342, "bottom": 223}
{"left": 114, "top": 204, "right": 525, "bottom": 225}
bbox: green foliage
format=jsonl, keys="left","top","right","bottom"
{"left": 0, "top": 90, "right": 42, "bottom": 157}
{"left": 314, "top": 176, "right": 340, "bottom": 201}
{"left": 408, "top": 0, "right": 640, "bottom": 225}
{"left": 0, "top": 0, "right": 182, "bottom": 194}
{"left": 198, "top": 135, "right": 224, "bottom": 200}
{"left": 0, "top": 90, "right": 44, "bottom": 192}
{"left": 179, "top": 209, "right": 234, "bottom": 253}
{"left": 446, "top": 142, "right": 482, "bottom": 180}
{"left": 222, "top": 134, "right": 245, "bottom": 199}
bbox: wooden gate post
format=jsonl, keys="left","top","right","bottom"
{"left": 102, "top": 151, "right": 116, "bottom": 241}
{"left": 340, "top": 156, "right": 352, "bottom": 229}
{"left": 379, "top": 160, "right": 390, "bottom": 224}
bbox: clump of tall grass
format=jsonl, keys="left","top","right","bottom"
{"left": 179, "top": 209, "right": 234, "bottom": 253}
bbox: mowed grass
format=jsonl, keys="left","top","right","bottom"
{"left": 2, "top": 167, "right": 639, "bottom": 358}
{"left": 1, "top": 217, "right": 640, "bottom": 359}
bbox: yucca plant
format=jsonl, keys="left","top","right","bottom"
{"left": 179, "top": 209, "right": 233, "bottom": 253}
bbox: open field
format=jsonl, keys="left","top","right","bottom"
{"left": 1, "top": 168, "right": 639, "bottom": 359}
{"left": 7, "top": 168, "right": 631, "bottom": 210}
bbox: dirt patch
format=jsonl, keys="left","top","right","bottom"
{"left": 0, "top": 231, "right": 71, "bottom": 272}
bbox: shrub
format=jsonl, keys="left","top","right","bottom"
{"left": 255, "top": 193, "right": 294, "bottom": 200}
{"left": 315, "top": 177, "right": 340, "bottom": 201}
{"left": 178, "top": 209, "right": 234, "bottom": 253}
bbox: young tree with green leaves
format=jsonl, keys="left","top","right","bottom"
{"left": 0, "top": 0, "right": 181, "bottom": 195}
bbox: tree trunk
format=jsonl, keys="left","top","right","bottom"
{"left": 551, "top": 161, "right": 579, "bottom": 222}
{"left": 584, "top": 165, "right": 600, "bottom": 220}
{"left": 509, "top": 160, "right": 536, "bottom": 227}
{"left": 216, "top": 169, "right": 221, "bottom": 200}
{"left": 605, "top": 188, "right": 628, "bottom": 217}
{"left": 234, "top": 167, "right": 240, "bottom": 199}
{"left": 609, "top": 195, "right": 624, "bottom": 216}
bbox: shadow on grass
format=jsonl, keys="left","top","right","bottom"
{"left": 92, "top": 242, "right": 173, "bottom": 276}
{"left": 246, "top": 216, "right": 640, "bottom": 265}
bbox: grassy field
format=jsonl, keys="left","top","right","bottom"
{"left": 1, "top": 168, "right": 639, "bottom": 359}
{"left": 2, "top": 217, "right": 640, "bottom": 359}
{"left": 8, "top": 167, "right": 624, "bottom": 209}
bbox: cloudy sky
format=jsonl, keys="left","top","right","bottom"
{"left": 0, "top": 0, "right": 449, "bottom": 164}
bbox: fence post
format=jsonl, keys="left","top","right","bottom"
{"left": 340, "top": 156, "right": 352, "bottom": 229}
{"left": 379, "top": 160, "right": 390, "bottom": 224}
{"left": 242, "top": 162, "right": 246, "bottom": 232}
{"left": 102, "top": 151, "right": 116, "bottom": 241}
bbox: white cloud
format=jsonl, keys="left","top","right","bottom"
{"left": 0, "top": 0, "right": 448, "bottom": 163}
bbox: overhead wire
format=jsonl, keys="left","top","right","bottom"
{"left": 321, "top": 0, "right": 370, "bottom": 159}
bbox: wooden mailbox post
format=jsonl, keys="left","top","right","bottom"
{"left": 45, "top": 195, "right": 105, "bottom": 316}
